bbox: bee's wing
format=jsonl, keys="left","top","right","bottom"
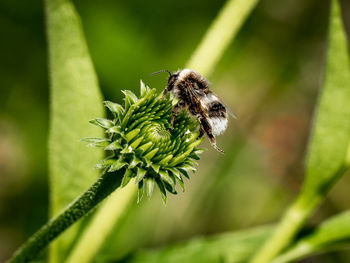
{"left": 226, "top": 106, "right": 237, "bottom": 119}
{"left": 188, "top": 81, "right": 237, "bottom": 119}
{"left": 214, "top": 93, "right": 238, "bottom": 119}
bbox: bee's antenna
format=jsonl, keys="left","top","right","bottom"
{"left": 150, "top": 69, "right": 171, "bottom": 77}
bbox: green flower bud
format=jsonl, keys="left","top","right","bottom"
{"left": 83, "top": 81, "right": 203, "bottom": 203}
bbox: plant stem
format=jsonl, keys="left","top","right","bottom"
{"left": 271, "top": 242, "right": 313, "bottom": 263}
{"left": 66, "top": 182, "right": 137, "bottom": 263}
{"left": 7, "top": 169, "right": 125, "bottom": 263}
{"left": 249, "top": 195, "right": 320, "bottom": 263}
{"left": 186, "top": 0, "right": 259, "bottom": 77}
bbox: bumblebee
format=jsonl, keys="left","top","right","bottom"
{"left": 157, "top": 69, "right": 235, "bottom": 153}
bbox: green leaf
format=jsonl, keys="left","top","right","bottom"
{"left": 177, "top": 163, "right": 196, "bottom": 173}
{"left": 121, "top": 169, "right": 133, "bottom": 187}
{"left": 176, "top": 175, "right": 185, "bottom": 192}
{"left": 145, "top": 177, "right": 155, "bottom": 197}
{"left": 137, "top": 141, "right": 153, "bottom": 153}
{"left": 250, "top": 1, "right": 350, "bottom": 262}
{"left": 89, "top": 118, "right": 114, "bottom": 129}
{"left": 104, "top": 140, "right": 122, "bottom": 151}
{"left": 129, "top": 155, "right": 142, "bottom": 169}
{"left": 105, "top": 126, "right": 123, "bottom": 135}
{"left": 122, "top": 90, "right": 138, "bottom": 111}
{"left": 46, "top": 0, "right": 104, "bottom": 261}
{"left": 178, "top": 168, "right": 189, "bottom": 179}
{"left": 129, "top": 136, "right": 144, "bottom": 149}
{"left": 135, "top": 167, "right": 147, "bottom": 184}
{"left": 158, "top": 154, "right": 173, "bottom": 165}
{"left": 114, "top": 226, "right": 273, "bottom": 263}
{"left": 302, "top": 0, "right": 350, "bottom": 197}
{"left": 273, "top": 210, "right": 350, "bottom": 263}
{"left": 137, "top": 181, "right": 144, "bottom": 203}
{"left": 140, "top": 80, "right": 150, "bottom": 97}
{"left": 95, "top": 157, "right": 115, "bottom": 169}
{"left": 103, "top": 101, "right": 124, "bottom": 122}
{"left": 144, "top": 148, "right": 159, "bottom": 160}
{"left": 108, "top": 157, "right": 128, "bottom": 172}
{"left": 150, "top": 163, "right": 160, "bottom": 173}
{"left": 81, "top": 137, "right": 110, "bottom": 148}
{"left": 125, "top": 128, "right": 141, "bottom": 142}
{"left": 159, "top": 170, "right": 175, "bottom": 189}
{"left": 156, "top": 178, "right": 167, "bottom": 205}
{"left": 121, "top": 146, "right": 134, "bottom": 154}
{"left": 167, "top": 167, "right": 182, "bottom": 181}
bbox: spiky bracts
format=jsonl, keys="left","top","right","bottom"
{"left": 82, "top": 81, "right": 203, "bottom": 203}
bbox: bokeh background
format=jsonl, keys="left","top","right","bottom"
{"left": 1, "top": 0, "right": 350, "bottom": 262}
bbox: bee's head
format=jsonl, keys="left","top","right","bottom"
{"left": 167, "top": 72, "right": 178, "bottom": 82}
{"left": 166, "top": 72, "right": 179, "bottom": 91}
{"left": 150, "top": 69, "right": 179, "bottom": 92}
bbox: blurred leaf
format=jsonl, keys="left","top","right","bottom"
{"left": 273, "top": 210, "right": 350, "bottom": 263}
{"left": 250, "top": 1, "right": 350, "bottom": 262}
{"left": 186, "top": 0, "right": 260, "bottom": 76}
{"left": 98, "top": 225, "right": 273, "bottom": 263}
{"left": 302, "top": 0, "right": 350, "bottom": 199}
{"left": 45, "top": 0, "right": 104, "bottom": 261}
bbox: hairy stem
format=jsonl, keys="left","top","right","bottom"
{"left": 66, "top": 182, "right": 137, "bottom": 263}
{"left": 7, "top": 170, "right": 125, "bottom": 263}
{"left": 186, "top": 0, "right": 259, "bottom": 76}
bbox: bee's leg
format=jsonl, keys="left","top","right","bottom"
{"left": 198, "top": 126, "right": 205, "bottom": 138}
{"left": 162, "top": 88, "right": 168, "bottom": 99}
{"left": 198, "top": 116, "right": 224, "bottom": 154}
{"left": 171, "top": 100, "right": 185, "bottom": 128}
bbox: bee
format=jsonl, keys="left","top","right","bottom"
{"left": 152, "top": 69, "right": 236, "bottom": 153}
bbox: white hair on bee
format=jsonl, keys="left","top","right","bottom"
{"left": 200, "top": 93, "right": 218, "bottom": 109}
{"left": 177, "top": 69, "right": 193, "bottom": 82}
{"left": 209, "top": 117, "right": 228, "bottom": 136}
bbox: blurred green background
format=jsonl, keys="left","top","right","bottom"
{"left": 1, "top": 0, "right": 350, "bottom": 262}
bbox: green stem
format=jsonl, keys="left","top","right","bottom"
{"left": 186, "top": 0, "right": 259, "bottom": 76}
{"left": 66, "top": 182, "right": 137, "bottom": 263}
{"left": 271, "top": 242, "right": 314, "bottom": 263}
{"left": 249, "top": 195, "right": 321, "bottom": 263}
{"left": 7, "top": 169, "right": 125, "bottom": 263}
